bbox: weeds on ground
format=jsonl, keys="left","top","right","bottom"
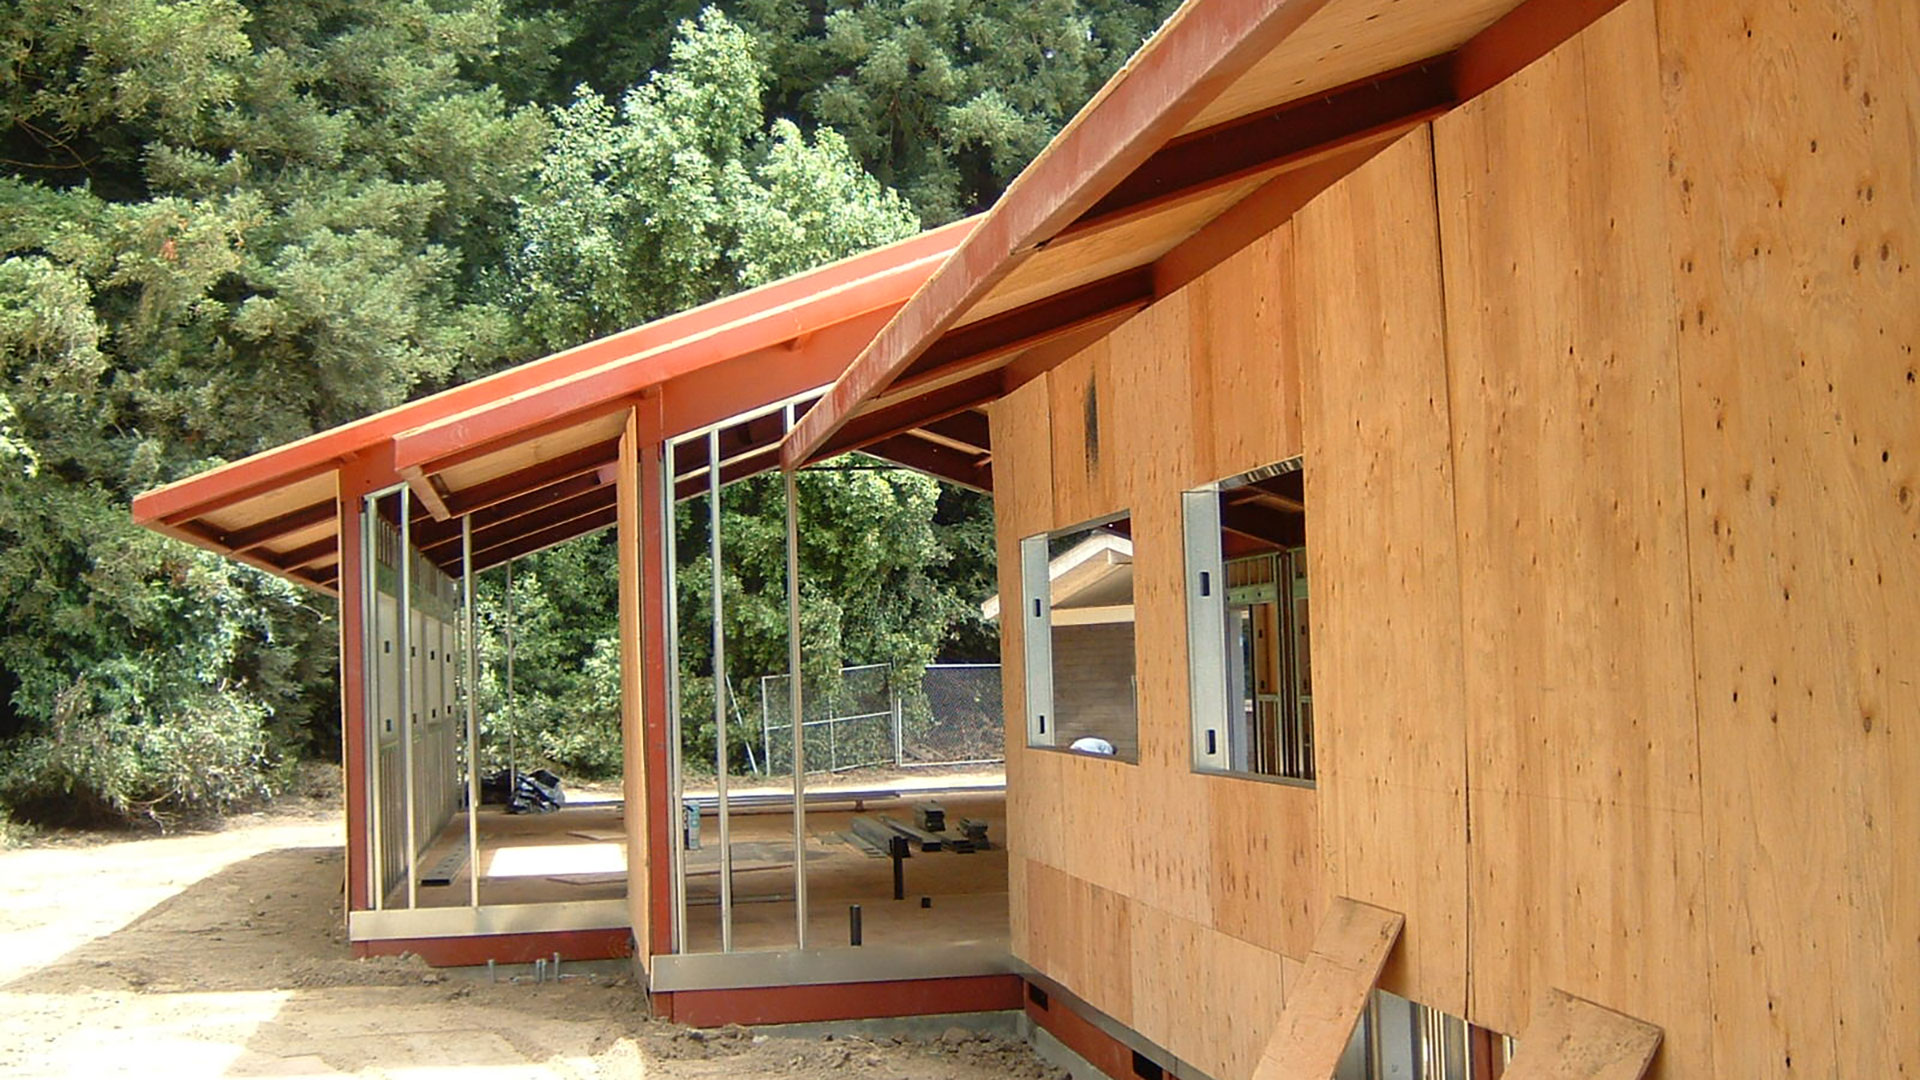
{"left": 0, "top": 809, "right": 36, "bottom": 848}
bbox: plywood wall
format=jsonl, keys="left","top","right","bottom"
{"left": 994, "top": 2, "right": 1920, "bottom": 1075}
{"left": 1294, "top": 127, "right": 1469, "bottom": 1017}
{"left": 1431, "top": 4, "right": 1711, "bottom": 1073}
{"left": 1657, "top": 0, "right": 1920, "bottom": 1074}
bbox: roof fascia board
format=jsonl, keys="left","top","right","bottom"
{"left": 390, "top": 251, "right": 946, "bottom": 473}
{"left": 782, "top": 0, "right": 1340, "bottom": 468}
{"left": 132, "top": 216, "right": 974, "bottom": 527}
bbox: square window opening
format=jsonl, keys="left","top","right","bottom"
{"left": 1184, "top": 459, "right": 1314, "bottom": 783}
{"left": 1015, "top": 513, "right": 1138, "bottom": 763}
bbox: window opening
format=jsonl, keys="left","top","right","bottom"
{"left": 1012, "top": 513, "right": 1138, "bottom": 761}
{"left": 1185, "top": 459, "right": 1312, "bottom": 782}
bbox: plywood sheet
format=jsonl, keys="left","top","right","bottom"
{"left": 1293, "top": 127, "right": 1468, "bottom": 1013}
{"left": 1249, "top": 896, "right": 1402, "bottom": 1080}
{"left": 1182, "top": 0, "right": 1520, "bottom": 136}
{"left": 615, "top": 408, "right": 650, "bottom": 964}
{"left": 990, "top": 376, "right": 1055, "bottom": 874}
{"left": 1656, "top": 0, "right": 1920, "bottom": 1074}
{"left": 1503, "top": 988, "right": 1660, "bottom": 1080}
{"left": 1046, "top": 340, "right": 1122, "bottom": 528}
{"left": 1020, "top": 859, "right": 1135, "bottom": 1025}
{"left": 1209, "top": 775, "right": 1322, "bottom": 961}
{"left": 1184, "top": 224, "right": 1304, "bottom": 485}
{"left": 1428, "top": 6, "right": 1710, "bottom": 1067}
{"left": 1132, "top": 898, "right": 1292, "bottom": 1080}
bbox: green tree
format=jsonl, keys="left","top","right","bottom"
{"left": 508, "top": 8, "right": 920, "bottom": 351}
{"left": 517, "top": 0, "right": 1179, "bottom": 222}
{"left": 0, "top": 0, "right": 549, "bottom": 822}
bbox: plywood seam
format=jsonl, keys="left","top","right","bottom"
{"left": 1425, "top": 116, "right": 1481, "bottom": 1029}
{"left": 1648, "top": 0, "right": 1720, "bottom": 1072}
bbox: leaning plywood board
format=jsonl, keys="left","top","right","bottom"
{"left": 1502, "top": 988, "right": 1661, "bottom": 1080}
{"left": 1249, "top": 897, "right": 1402, "bottom": 1080}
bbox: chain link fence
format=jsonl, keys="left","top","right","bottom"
{"left": 758, "top": 663, "right": 1004, "bottom": 774}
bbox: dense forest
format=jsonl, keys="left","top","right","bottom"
{"left": 0, "top": 0, "right": 1174, "bottom": 829}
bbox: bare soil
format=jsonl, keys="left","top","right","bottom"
{"left": 0, "top": 789, "right": 1058, "bottom": 1079}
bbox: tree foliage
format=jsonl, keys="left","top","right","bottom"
{"left": 521, "top": 0, "right": 1179, "bottom": 221}
{"left": 0, "top": 0, "right": 1156, "bottom": 820}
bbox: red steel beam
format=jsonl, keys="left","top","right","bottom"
{"left": 391, "top": 287, "right": 920, "bottom": 475}
{"left": 267, "top": 536, "right": 340, "bottom": 573}
{"left": 896, "top": 267, "right": 1156, "bottom": 386}
{"left": 1063, "top": 59, "right": 1454, "bottom": 241}
{"left": 449, "top": 485, "right": 618, "bottom": 560}
{"left": 809, "top": 371, "right": 1004, "bottom": 465}
{"left": 862, "top": 433, "right": 993, "bottom": 493}
{"left": 671, "top": 446, "right": 782, "bottom": 503}
{"left": 635, "top": 401, "right": 676, "bottom": 959}
{"left": 415, "top": 472, "right": 606, "bottom": 556}
{"left": 916, "top": 409, "right": 992, "bottom": 454}
{"left": 784, "top": 0, "right": 1343, "bottom": 467}
{"left": 460, "top": 505, "right": 620, "bottom": 576}
{"left": 1451, "top": 0, "right": 1631, "bottom": 100}
{"left": 440, "top": 439, "right": 619, "bottom": 519}
{"left": 221, "top": 498, "right": 338, "bottom": 554}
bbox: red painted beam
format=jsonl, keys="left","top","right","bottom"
{"left": 917, "top": 409, "right": 993, "bottom": 454}
{"left": 441, "top": 439, "right": 619, "bottom": 519}
{"left": 784, "top": 0, "right": 1342, "bottom": 466}
{"left": 1066, "top": 58, "right": 1454, "bottom": 239}
{"left": 671, "top": 446, "right": 782, "bottom": 503}
{"left": 1451, "top": 0, "right": 1631, "bottom": 100}
{"left": 1025, "top": 992, "right": 1143, "bottom": 1080}
{"left": 863, "top": 433, "right": 993, "bottom": 493}
{"left": 448, "top": 485, "right": 618, "bottom": 561}
{"left": 462, "top": 505, "right": 619, "bottom": 575}
{"left": 660, "top": 974, "right": 1024, "bottom": 1028}
{"left": 414, "top": 471, "right": 605, "bottom": 555}
{"left": 897, "top": 268, "right": 1156, "bottom": 387}
{"left": 810, "top": 371, "right": 1003, "bottom": 465}
{"left": 635, "top": 403, "right": 676, "bottom": 961}
{"left": 221, "top": 498, "right": 338, "bottom": 553}
{"left": 266, "top": 536, "right": 340, "bottom": 573}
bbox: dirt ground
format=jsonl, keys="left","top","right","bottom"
{"left": 0, "top": 794, "right": 1060, "bottom": 1079}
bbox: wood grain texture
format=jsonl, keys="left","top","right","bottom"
{"left": 1209, "top": 776, "right": 1322, "bottom": 960}
{"left": 1021, "top": 859, "right": 1136, "bottom": 1025}
{"left": 1183, "top": 0, "right": 1519, "bottom": 135}
{"left": 1656, "top": 0, "right": 1920, "bottom": 1074}
{"left": 1249, "top": 896, "right": 1403, "bottom": 1080}
{"left": 1429, "top": 5, "right": 1710, "bottom": 1071}
{"left": 990, "top": 376, "right": 1055, "bottom": 878}
{"left": 1185, "top": 224, "right": 1306, "bottom": 485}
{"left": 1046, "top": 339, "right": 1122, "bottom": 528}
{"left": 1294, "top": 127, "right": 1469, "bottom": 1014}
{"left": 1502, "top": 987, "right": 1660, "bottom": 1080}
{"left": 1133, "top": 897, "right": 1293, "bottom": 1080}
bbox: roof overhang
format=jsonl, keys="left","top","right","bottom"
{"left": 782, "top": 0, "right": 1634, "bottom": 469}
{"left": 132, "top": 217, "right": 991, "bottom": 593}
